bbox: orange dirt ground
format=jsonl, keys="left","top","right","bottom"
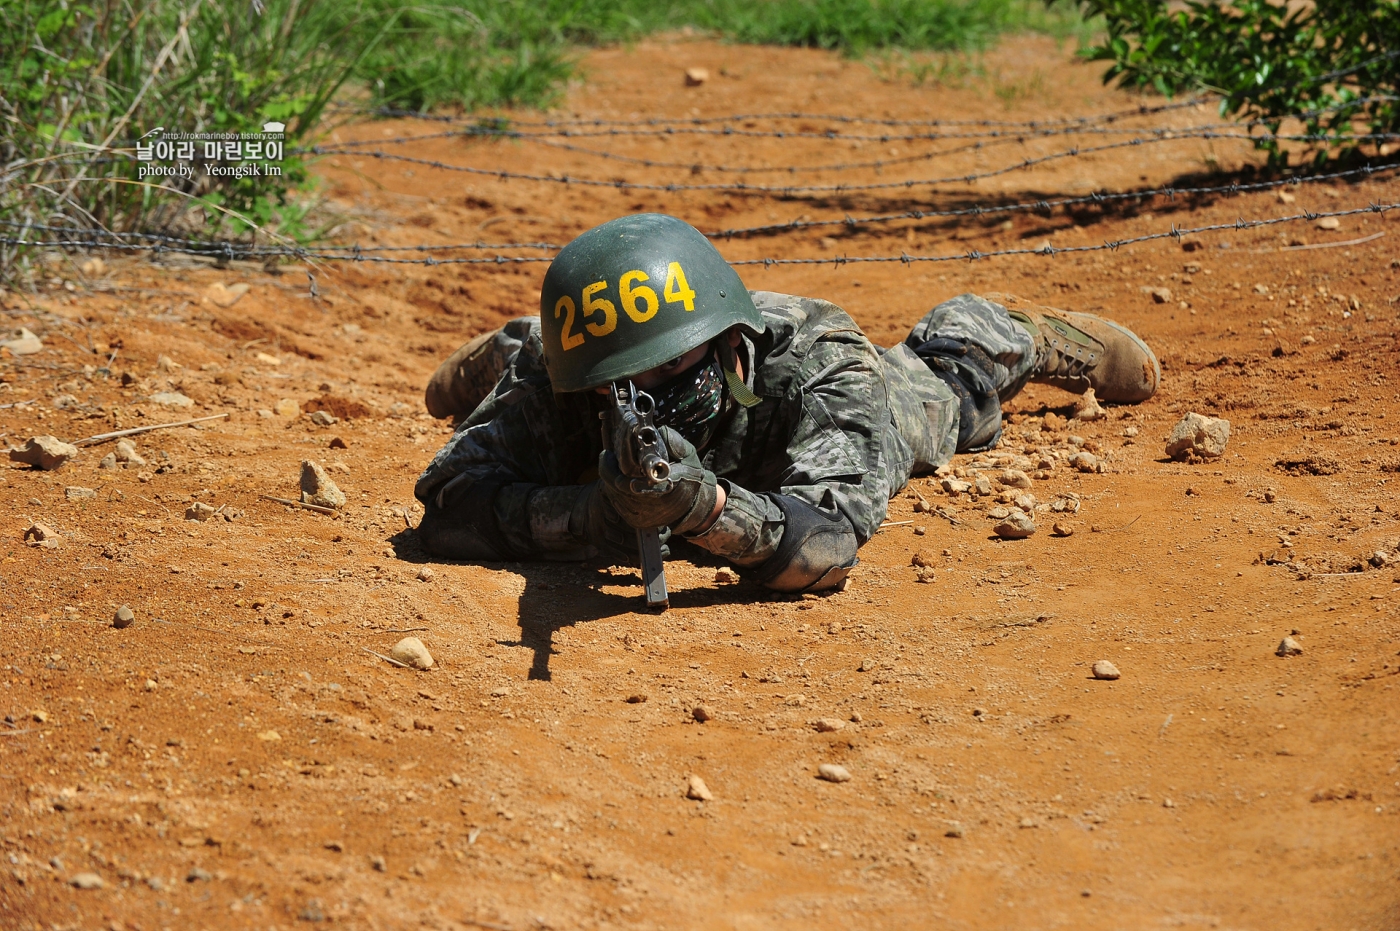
{"left": 2, "top": 34, "right": 1399, "bottom": 931}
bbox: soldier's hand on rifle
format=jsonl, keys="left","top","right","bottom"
{"left": 599, "top": 426, "right": 718, "bottom": 535}
{"left": 570, "top": 482, "right": 671, "bottom": 563}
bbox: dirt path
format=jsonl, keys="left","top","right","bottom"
{"left": 2, "top": 35, "right": 1398, "bottom": 931}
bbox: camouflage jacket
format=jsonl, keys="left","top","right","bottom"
{"left": 414, "top": 291, "right": 956, "bottom": 567}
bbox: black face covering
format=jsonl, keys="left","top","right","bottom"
{"left": 648, "top": 348, "right": 727, "bottom": 449}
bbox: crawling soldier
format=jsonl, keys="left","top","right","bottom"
{"left": 414, "top": 213, "right": 1158, "bottom": 593}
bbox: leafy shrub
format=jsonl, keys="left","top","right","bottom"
{"left": 1050, "top": 0, "right": 1400, "bottom": 164}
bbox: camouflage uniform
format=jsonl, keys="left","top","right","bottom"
{"left": 414, "top": 291, "right": 1034, "bottom": 569}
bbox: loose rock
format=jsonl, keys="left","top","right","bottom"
{"left": 684, "top": 67, "right": 709, "bottom": 86}
{"left": 1000, "top": 469, "right": 1033, "bottom": 490}
{"left": 1070, "top": 451, "right": 1099, "bottom": 473}
{"left": 113, "top": 605, "right": 135, "bottom": 629}
{"left": 1073, "top": 388, "right": 1105, "bottom": 421}
{"left": 944, "top": 822, "right": 965, "bottom": 838}
{"left": 10, "top": 435, "right": 78, "bottom": 470}
{"left": 813, "top": 718, "right": 846, "bottom": 733}
{"left": 1165, "top": 412, "right": 1231, "bottom": 460}
{"left": 98, "top": 453, "right": 118, "bottom": 470}
{"left": 692, "top": 705, "right": 713, "bottom": 723}
{"left": 1, "top": 327, "right": 44, "bottom": 355}
{"left": 64, "top": 486, "right": 96, "bottom": 501}
{"left": 972, "top": 475, "right": 994, "bottom": 496}
{"left": 858, "top": 658, "right": 874, "bottom": 672}
{"left": 415, "top": 567, "right": 435, "bottom": 582}
{"left": 115, "top": 440, "right": 146, "bottom": 465}
{"left": 817, "top": 763, "right": 852, "bottom": 783}
{"left": 308, "top": 410, "right": 338, "bottom": 426}
{"left": 149, "top": 391, "right": 194, "bottom": 408}
{"left": 1092, "top": 660, "right": 1121, "bottom": 680}
{"left": 1276, "top": 636, "right": 1303, "bottom": 657}
{"left": 1051, "top": 522, "right": 1074, "bottom": 537}
{"left": 911, "top": 550, "right": 937, "bottom": 568}
{"left": 69, "top": 872, "right": 104, "bottom": 890}
{"left": 686, "top": 774, "right": 713, "bottom": 800}
{"left": 274, "top": 398, "right": 301, "bottom": 418}
{"left": 300, "top": 460, "right": 346, "bottom": 510}
{"left": 23, "top": 522, "right": 60, "bottom": 548}
{"left": 993, "top": 509, "right": 1036, "bottom": 539}
{"left": 390, "top": 637, "right": 433, "bottom": 669}
{"left": 1143, "top": 286, "right": 1173, "bottom": 303}
{"left": 940, "top": 477, "right": 971, "bottom": 495}
{"left": 914, "top": 566, "right": 936, "bottom": 584}
{"left": 714, "top": 567, "right": 738, "bottom": 584}
{"left": 1315, "top": 216, "right": 1340, "bottom": 230}
{"left": 185, "top": 502, "right": 217, "bottom": 521}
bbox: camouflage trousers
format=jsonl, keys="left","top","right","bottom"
{"left": 429, "top": 292, "right": 1035, "bottom": 469}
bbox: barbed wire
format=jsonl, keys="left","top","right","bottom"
{"left": 4, "top": 202, "right": 1391, "bottom": 270}
{"left": 310, "top": 130, "right": 1400, "bottom": 197}
{"left": 709, "top": 161, "right": 1400, "bottom": 237}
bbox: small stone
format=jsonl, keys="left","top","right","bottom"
{"left": 1165, "top": 412, "right": 1231, "bottom": 460}
{"left": 69, "top": 872, "right": 104, "bottom": 890}
{"left": 257, "top": 730, "right": 281, "bottom": 741}
{"left": 370, "top": 855, "right": 386, "bottom": 872}
{"left": 987, "top": 505, "right": 1012, "bottom": 520}
{"left": 817, "top": 763, "right": 851, "bottom": 783}
{"left": 1052, "top": 522, "right": 1074, "bottom": 537}
{"left": 275, "top": 398, "right": 301, "bottom": 418}
{"left": 911, "top": 550, "right": 938, "bottom": 568}
{"left": 155, "top": 354, "right": 181, "bottom": 373}
{"left": 686, "top": 774, "right": 713, "bottom": 800}
{"left": 1, "top": 327, "right": 44, "bottom": 355}
{"left": 98, "top": 453, "right": 118, "bottom": 470}
{"left": 390, "top": 637, "right": 433, "bottom": 669}
{"left": 32, "top": 709, "right": 48, "bottom": 723}
{"left": 1073, "top": 388, "right": 1105, "bottom": 421}
{"left": 1091, "top": 660, "right": 1121, "bottom": 680}
{"left": 23, "top": 522, "right": 60, "bottom": 548}
{"left": 692, "top": 705, "right": 713, "bottom": 723}
{"left": 1163, "top": 798, "right": 1175, "bottom": 808}
{"left": 308, "top": 410, "right": 338, "bottom": 426}
{"left": 1013, "top": 493, "right": 1037, "bottom": 512}
{"left": 1043, "top": 412, "right": 1066, "bottom": 432}
{"left": 714, "top": 566, "right": 738, "bottom": 584}
{"left": 1300, "top": 334, "right": 1316, "bottom": 346}
{"left": 149, "top": 391, "right": 194, "bottom": 408}
{"left": 1180, "top": 238, "right": 1204, "bottom": 252}
{"left": 415, "top": 566, "right": 435, "bottom": 582}
{"left": 1018, "top": 817, "right": 1038, "bottom": 829}
{"left": 329, "top": 436, "right": 348, "bottom": 449}
{"left": 625, "top": 694, "right": 647, "bottom": 704}
{"left": 254, "top": 351, "right": 281, "bottom": 366}
{"left": 1070, "top": 451, "right": 1098, "bottom": 473}
{"left": 1315, "top": 216, "right": 1340, "bottom": 230}
{"left": 299, "top": 460, "right": 346, "bottom": 510}
{"left": 1000, "top": 469, "right": 1033, "bottom": 490}
{"left": 1277, "top": 191, "right": 1296, "bottom": 205}
{"left": 10, "top": 435, "right": 78, "bottom": 470}
{"left": 185, "top": 502, "right": 217, "bottom": 522}
{"left": 944, "top": 822, "right": 965, "bottom": 838}
{"left": 684, "top": 67, "right": 709, "bottom": 86}
{"left": 1143, "top": 286, "right": 1173, "bottom": 303}
{"left": 913, "top": 525, "right": 926, "bottom": 535}
{"left": 203, "top": 281, "right": 250, "bottom": 308}
{"left": 858, "top": 658, "right": 874, "bottom": 672}
{"left": 186, "top": 867, "right": 212, "bottom": 882}
{"left": 64, "top": 486, "right": 96, "bottom": 500}
{"left": 914, "top": 565, "right": 937, "bottom": 584}
{"left": 1277, "top": 636, "right": 1303, "bottom": 657}
{"left": 813, "top": 718, "right": 846, "bottom": 733}
{"left": 256, "top": 409, "right": 274, "bottom": 419}
{"left": 994, "top": 509, "right": 1036, "bottom": 539}
{"left": 113, "top": 605, "right": 135, "bottom": 629}
{"left": 940, "top": 478, "right": 971, "bottom": 494}
{"left": 973, "top": 475, "right": 994, "bottom": 496}
{"left": 299, "top": 901, "right": 326, "bottom": 923}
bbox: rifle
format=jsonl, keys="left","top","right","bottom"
{"left": 604, "top": 381, "right": 670, "bottom": 610}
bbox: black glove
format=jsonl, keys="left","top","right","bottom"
{"left": 599, "top": 426, "right": 718, "bottom": 535}
{"left": 570, "top": 481, "right": 671, "bottom": 563}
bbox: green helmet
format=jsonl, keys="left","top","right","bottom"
{"left": 539, "top": 213, "right": 764, "bottom": 392}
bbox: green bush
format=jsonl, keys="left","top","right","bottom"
{"left": 1050, "top": 0, "right": 1400, "bottom": 165}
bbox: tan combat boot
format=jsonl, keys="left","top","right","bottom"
{"left": 985, "top": 292, "right": 1160, "bottom": 403}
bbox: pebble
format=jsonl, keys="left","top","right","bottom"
{"left": 686, "top": 774, "right": 713, "bottom": 800}
{"left": 98, "top": 453, "right": 118, "bottom": 470}
{"left": 858, "top": 658, "right": 874, "bottom": 672}
{"left": 813, "top": 718, "right": 846, "bottom": 733}
{"left": 1143, "top": 286, "right": 1173, "bottom": 303}
{"left": 115, "top": 440, "right": 146, "bottom": 465}
{"left": 69, "top": 872, "right": 104, "bottom": 890}
{"left": 1180, "top": 238, "right": 1204, "bottom": 252}
{"left": 9, "top": 435, "right": 78, "bottom": 470}
{"left": 1092, "top": 660, "right": 1121, "bottom": 680}
{"left": 993, "top": 509, "right": 1036, "bottom": 539}
{"left": 370, "top": 855, "right": 387, "bottom": 872}
{"left": 913, "top": 526, "right": 926, "bottom": 535}
{"left": 940, "top": 478, "right": 971, "bottom": 494}
{"left": 64, "top": 486, "right": 96, "bottom": 500}
{"left": 113, "top": 605, "right": 135, "bottom": 629}
{"left": 973, "top": 476, "right": 994, "bottom": 496}
{"left": 944, "top": 822, "right": 965, "bottom": 838}
{"left": 329, "top": 436, "right": 348, "bottom": 449}
{"left": 1165, "top": 412, "right": 1231, "bottom": 460}
{"left": 1052, "top": 522, "right": 1074, "bottom": 537}
{"left": 186, "top": 867, "right": 213, "bottom": 882}
{"left": 300, "top": 460, "right": 346, "bottom": 510}
{"left": 692, "top": 705, "right": 713, "bottom": 723}
{"left": 274, "top": 398, "right": 301, "bottom": 418}
{"left": 32, "top": 709, "right": 48, "bottom": 723}
{"left": 684, "top": 67, "right": 709, "bottom": 86}
{"left": 1, "top": 327, "right": 44, "bottom": 355}
{"left": 23, "top": 522, "right": 60, "bottom": 548}
{"left": 308, "top": 410, "right": 338, "bottom": 426}
{"left": 626, "top": 694, "right": 647, "bottom": 703}
{"left": 185, "top": 502, "right": 217, "bottom": 521}
{"left": 714, "top": 567, "right": 738, "bottom": 584}
{"left": 914, "top": 566, "right": 936, "bottom": 584}
{"left": 390, "top": 637, "right": 434, "bottom": 669}
{"left": 149, "top": 391, "right": 194, "bottom": 408}
{"left": 1073, "top": 388, "right": 1105, "bottom": 421}
{"left": 1070, "top": 451, "right": 1098, "bottom": 473}
{"left": 1013, "top": 493, "right": 1037, "bottom": 512}
{"left": 911, "top": 550, "right": 937, "bottom": 568}
{"left": 817, "top": 763, "right": 852, "bottom": 783}
{"left": 1315, "top": 216, "right": 1340, "bottom": 230}
{"left": 416, "top": 567, "right": 435, "bottom": 582}
{"left": 1000, "top": 469, "right": 1033, "bottom": 490}
{"left": 203, "top": 281, "right": 250, "bottom": 308}
{"left": 155, "top": 354, "right": 180, "bottom": 372}
{"left": 987, "top": 505, "right": 1012, "bottom": 520}
{"left": 1276, "top": 636, "right": 1303, "bottom": 657}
